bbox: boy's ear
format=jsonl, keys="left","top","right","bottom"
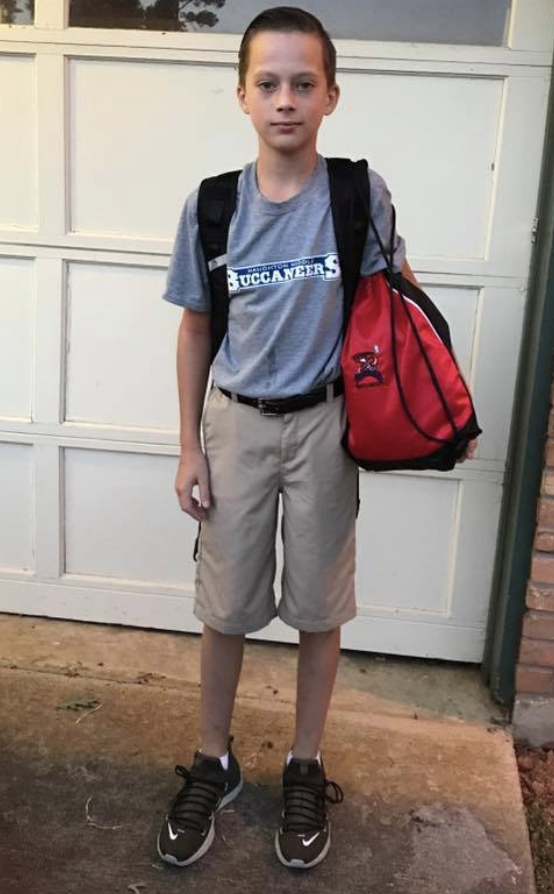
{"left": 237, "top": 84, "right": 249, "bottom": 115}
{"left": 325, "top": 83, "right": 340, "bottom": 117}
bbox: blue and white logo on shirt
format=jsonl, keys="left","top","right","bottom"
{"left": 227, "top": 253, "right": 340, "bottom": 294}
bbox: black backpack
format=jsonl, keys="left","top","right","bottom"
{"left": 197, "top": 158, "right": 370, "bottom": 362}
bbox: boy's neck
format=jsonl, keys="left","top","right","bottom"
{"left": 255, "top": 146, "right": 318, "bottom": 202}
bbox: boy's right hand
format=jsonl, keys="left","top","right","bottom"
{"left": 175, "top": 448, "right": 211, "bottom": 521}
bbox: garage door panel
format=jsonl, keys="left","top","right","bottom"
{"left": 0, "top": 257, "right": 34, "bottom": 421}
{"left": 68, "top": 58, "right": 255, "bottom": 239}
{"left": 321, "top": 73, "right": 503, "bottom": 261}
{"left": 470, "top": 285, "right": 526, "bottom": 463}
{"left": 450, "top": 477, "right": 503, "bottom": 626}
{"left": 356, "top": 473, "right": 459, "bottom": 614}
{"left": 0, "top": 443, "right": 34, "bottom": 573}
{"left": 63, "top": 448, "right": 193, "bottom": 584}
{"left": 423, "top": 284, "right": 479, "bottom": 381}
{"left": 0, "top": 55, "right": 38, "bottom": 230}
{"left": 65, "top": 262, "right": 179, "bottom": 430}
{"left": 357, "top": 473, "right": 501, "bottom": 630}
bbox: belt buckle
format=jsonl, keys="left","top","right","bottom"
{"left": 258, "top": 399, "right": 283, "bottom": 416}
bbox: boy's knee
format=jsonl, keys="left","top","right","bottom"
{"left": 299, "top": 626, "right": 341, "bottom": 639}
{"left": 202, "top": 622, "right": 246, "bottom": 640}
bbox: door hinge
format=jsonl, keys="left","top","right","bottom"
{"left": 531, "top": 217, "right": 539, "bottom": 243}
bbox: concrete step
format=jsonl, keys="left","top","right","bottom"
{"left": 0, "top": 646, "right": 534, "bottom": 894}
{"left": 0, "top": 614, "right": 509, "bottom": 725}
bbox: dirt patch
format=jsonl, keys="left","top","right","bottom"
{"left": 515, "top": 743, "right": 554, "bottom": 894}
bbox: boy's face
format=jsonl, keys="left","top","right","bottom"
{"left": 237, "top": 31, "right": 339, "bottom": 158}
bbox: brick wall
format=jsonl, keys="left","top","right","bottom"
{"left": 513, "top": 390, "right": 554, "bottom": 746}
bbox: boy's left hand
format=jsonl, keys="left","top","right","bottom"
{"left": 457, "top": 438, "right": 478, "bottom": 463}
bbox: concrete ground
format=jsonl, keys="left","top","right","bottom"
{"left": 0, "top": 614, "right": 535, "bottom": 894}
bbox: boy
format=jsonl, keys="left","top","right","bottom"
{"left": 158, "top": 5, "right": 475, "bottom": 873}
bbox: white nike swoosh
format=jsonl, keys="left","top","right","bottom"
{"left": 301, "top": 832, "right": 321, "bottom": 847}
{"left": 168, "top": 819, "right": 209, "bottom": 840}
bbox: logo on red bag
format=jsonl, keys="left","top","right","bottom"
{"left": 353, "top": 347, "right": 384, "bottom": 387}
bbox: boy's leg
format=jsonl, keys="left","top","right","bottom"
{"left": 275, "top": 396, "right": 356, "bottom": 869}
{"left": 158, "top": 389, "right": 282, "bottom": 868}
{"left": 292, "top": 627, "right": 341, "bottom": 760}
{"left": 157, "top": 623, "right": 245, "bottom": 868}
{"left": 275, "top": 629, "right": 344, "bottom": 869}
{"left": 200, "top": 623, "right": 245, "bottom": 756}
{"left": 276, "top": 627, "right": 345, "bottom": 870}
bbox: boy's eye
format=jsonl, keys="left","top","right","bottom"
{"left": 257, "top": 81, "right": 276, "bottom": 92}
{"left": 296, "top": 81, "right": 314, "bottom": 92}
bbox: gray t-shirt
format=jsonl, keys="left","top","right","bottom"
{"left": 163, "top": 155, "right": 406, "bottom": 398}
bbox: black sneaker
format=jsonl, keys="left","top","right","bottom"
{"left": 157, "top": 737, "right": 242, "bottom": 867}
{"left": 275, "top": 755, "right": 343, "bottom": 869}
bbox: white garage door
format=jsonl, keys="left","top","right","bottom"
{"left": 0, "top": 0, "right": 553, "bottom": 661}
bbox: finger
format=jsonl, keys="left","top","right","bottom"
{"left": 176, "top": 485, "right": 198, "bottom": 515}
{"left": 177, "top": 490, "right": 194, "bottom": 515}
{"left": 179, "top": 494, "right": 207, "bottom": 521}
{"left": 198, "top": 475, "right": 211, "bottom": 511}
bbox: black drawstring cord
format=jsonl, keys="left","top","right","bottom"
{"left": 375, "top": 205, "right": 458, "bottom": 445}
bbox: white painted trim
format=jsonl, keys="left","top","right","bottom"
{"left": 0, "top": 243, "right": 168, "bottom": 265}
{"left": 508, "top": 0, "right": 554, "bottom": 54}
{"left": 34, "top": 0, "right": 69, "bottom": 30}
{"left": 0, "top": 430, "right": 506, "bottom": 481}
{"left": 443, "top": 480, "right": 463, "bottom": 618}
{"left": 0, "top": 248, "right": 531, "bottom": 286}
{"left": 0, "top": 234, "right": 541, "bottom": 279}
{"left": 61, "top": 571, "right": 192, "bottom": 594}
{"left": 34, "top": 258, "right": 65, "bottom": 424}
{"left": 468, "top": 287, "right": 485, "bottom": 392}
{"left": 0, "top": 246, "right": 531, "bottom": 289}
{"left": 0, "top": 578, "right": 486, "bottom": 660}
{"left": 0, "top": 563, "right": 492, "bottom": 617}
{"left": 0, "top": 29, "right": 552, "bottom": 70}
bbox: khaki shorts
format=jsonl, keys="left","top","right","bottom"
{"left": 194, "top": 386, "right": 358, "bottom": 634}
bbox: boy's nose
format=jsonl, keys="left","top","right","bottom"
{"left": 275, "top": 85, "right": 296, "bottom": 110}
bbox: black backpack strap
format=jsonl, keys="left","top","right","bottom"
{"left": 197, "top": 170, "right": 240, "bottom": 362}
{"left": 326, "top": 157, "right": 369, "bottom": 332}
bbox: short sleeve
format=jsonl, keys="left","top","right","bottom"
{"left": 162, "top": 187, "right": 211, "bottom": 312}
{"left": 361, "top": 169, "right": 406, "bottom": 276}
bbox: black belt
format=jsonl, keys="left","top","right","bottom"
{"left": 217, "top": 378, "right": 344, "bottom": 416}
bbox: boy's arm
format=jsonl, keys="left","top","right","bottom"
{"left": 401, "top": 259, "right": 419, "bottom": 287}
{"left": 175, "top": 308, "right": 212, "bottom": 521}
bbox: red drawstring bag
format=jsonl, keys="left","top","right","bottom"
{"left": 340, "top": 266, "right": 482, "bottom": 472}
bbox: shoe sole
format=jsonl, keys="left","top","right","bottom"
{"left": 157, "top": 773, "right": 243, "bottom": 868}
{"left": 274, "top": 827, "right": 331, "bottom": 870}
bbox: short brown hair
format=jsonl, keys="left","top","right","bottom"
{"left": 238, "top": 6, "right": 337, "bottom": 88}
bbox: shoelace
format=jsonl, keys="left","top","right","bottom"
{"left": 168, "top": 765, "right": 226, "bottom": 834}
{"left": 282, "top": 777, "right": 344, "bottom": 833}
